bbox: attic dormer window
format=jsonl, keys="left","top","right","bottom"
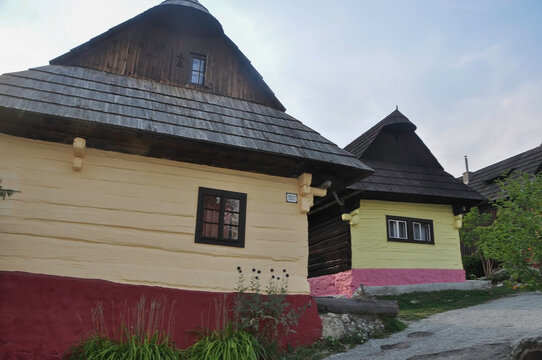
{"left": 190, "top": 54, "right": 207, "bottom": 85}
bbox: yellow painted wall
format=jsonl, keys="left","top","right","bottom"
{"left": 351, "top": 200, "right": 463, "bottom": 269}
{"left": 0, "top": 134, "right": 310, "bottom": 293}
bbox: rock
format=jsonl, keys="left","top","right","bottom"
{"left": 320, "top": 312, "right": 384, "bottom": 340}
{"left": 352, "top": 285, "right": 373, "bottom": 300}
{"left": 510, "top": 336, "right": 542, "bottom": 360}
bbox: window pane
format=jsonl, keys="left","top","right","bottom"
{"left": 204, "top": 195, "right": 221, "bottom": 210}
{"left": 191, "top": 73, "right": 199, "bottom": 84}
{"left": 398, "top": 221, "right": 407, "bottom": 238}
{"left": 192, "top": 58, "right": 200, "bottom": 70}
{"left": 225, "top": 198, "right": 240, "bottom": 212}
{"left": 203, "top": 209, "right": 219, "bottom": 223}
{"left": 389, "top": 220, "right": 396, "bottom": 238}
{"left": 224, "top": 211, "right": 239, "bottom": 225}
{"left": 223, "top": 225, "right": 239, "bottom": 240}
{"left": 202, "top": 223, "right": 219, "bottom": 238}
{"left": 413, "top": 223, "right": 421, "bottom": 240}
{"left": 422, "top": 224, "right": 431, "bottom": 241}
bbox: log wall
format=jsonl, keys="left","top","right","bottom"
{"left": 0, "top": 134, "right": 310, "bottom": 293}
{"left": 351, "top": 200, "right": 463, "bottom": 270}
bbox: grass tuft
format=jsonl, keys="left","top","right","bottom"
{"left": 378, "top": 286, "right": 516, "bottom": 321}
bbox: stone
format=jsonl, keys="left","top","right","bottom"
{"left": 319, "top": 312, "right": 384, "bottom": 340}
{"left": 352, "top": 284, "right": 373, "bottom": 300}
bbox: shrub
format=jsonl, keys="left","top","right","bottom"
{"left": 65, "top": 332, "right": 182, "bottom": 360}
{"left": 233, "top": 266, "right": 306, "bottom": 350}
{"left": 462, "top": 255, "right": 485, "bottom": 279}
{"left": 185, "top": 322, "right": 266, "bottom": 360}
{"left": 476, "top": 173, "right": 542, "bottom": 290}
{"left": 0, "top": 179, "right": 20, "bottom": 199}
{"left": 64, "top": 296, "right": 181, "bottom": 360}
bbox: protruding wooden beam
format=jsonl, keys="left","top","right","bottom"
{"left": 72, "top": 137, "right": 86, "bottom": 172}
{"left": 454, "top": 215, "right": 462, "bottom": 229}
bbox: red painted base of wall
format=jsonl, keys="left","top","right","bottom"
{"left": 0, "top": 272, "right": 322, "bottom": 359}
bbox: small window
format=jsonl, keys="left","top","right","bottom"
{"left": 388, "top": 219, "right": 408, "bottom": 239}
{"left": 190, "top": 54, "right": 207, "bottom": 85}
{"left": 413, "top": 222, "right": 431, "bottom": 242}
{"left": 386, "top": 215, "right": 434, "bottom": 244}
{"left": 195, "top": 187, "right": 246, "bottom": 247}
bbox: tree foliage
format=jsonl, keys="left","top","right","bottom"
{"left": 0, "top": 179, "right": 20, "bottom": 200}
{"left": 464, "top": 173, "right": 542, "bottom": 290}
{"left": 460, "top": 207, "right": 495, "bottom": 276}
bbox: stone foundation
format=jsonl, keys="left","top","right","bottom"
{"left": 320, "top": 313, "right": 384, "bottom": 340}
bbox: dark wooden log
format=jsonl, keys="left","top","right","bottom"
{"left": 314, "top": 297, "right": 399, "bottom": 317}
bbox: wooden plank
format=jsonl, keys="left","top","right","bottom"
{"left": 315, "top": 297, "right": 399, "bottom": 316}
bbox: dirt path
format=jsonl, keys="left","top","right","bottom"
{"left": 325, "top": 292, "right": 542, "bottom": 360}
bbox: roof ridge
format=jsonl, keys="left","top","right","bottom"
{"left": 470, "top": 145, "right": 542, "bottom": 175}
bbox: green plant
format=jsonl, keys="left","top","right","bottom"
{"left": 378, "top": 287, "right": 516, "bottom": 321}
{"left": 462, "top": 254, "right": 486, "bottom": 279}
{"left": 64, "top": 296, "right": 181, "bottom": 360}
{"left": 476, "top": 173, "right": 542, "bottom": 290}
{"left": 66, "top": 333, "right": 182, "bottom": 360}
{"left": 381, "top": 317, "right": 407, "bottom": 335}
{"left": 460, "top": 207, "right": 495, "bottom": 277}
{"left": 233, "top": 266, "right": 306, "bottom": 350}
{"left": 185, "top": 322, "right": 266, "bottom": 360}
{"left": 0, "top": 179, "right": 20, "bottom": 199}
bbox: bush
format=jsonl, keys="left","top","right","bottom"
{"left": 64, "top": 296, "right": 181, "bottom": 360}
{"left": 185, "top": 322, "right": 266, "bottom": 360}
{"left": 233, "top": 266, "right": 306, "bottom": 351}
{"left": 476, "top": 173, "right": 542, "bottom": 290}
{"left": 65, "top": 333, "right": 182, "bottom": 360}
{"left": 462, "top": 255, "right": 485, "bottom": 279}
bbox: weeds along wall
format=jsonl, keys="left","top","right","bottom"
{"left": 0, "top": 133, "right": 311, "bottom": 294}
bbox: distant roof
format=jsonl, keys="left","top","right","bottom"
{"left": 0, "top": 65, "right": 372, "bottom": 185}
{"left": 466, "top": 145, "right": 542, "bottom": 200}
{"left": 343, "top": 109, "right": 484, "bottom": 208}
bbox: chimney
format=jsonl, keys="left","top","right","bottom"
{"left": 462, "top": 155, "right": 471, "bottom": 185}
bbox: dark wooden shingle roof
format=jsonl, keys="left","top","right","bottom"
{"left": 0, "top": 65, "right": 372, "bottom": 184}
{"left": 344, "top": 109, "right": 484, "bottom": 207}
{"left": 160, "top": 0, "right": 209, "bottom": 13}
{"left": 466, "top": 145, "right": 542, "bottom": 200}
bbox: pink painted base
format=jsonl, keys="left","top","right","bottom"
{"left": 309, "top": 268, "right": 466, "bottom": 297}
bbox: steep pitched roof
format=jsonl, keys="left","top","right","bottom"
{"left": 0, "top": 65, "right": 372, "bottom": 186}
{"left": 0, "top": 1, "right": 374, "bottom": 188}
{"left": 343, "top": 110, "right": 484, "bottom": 207}
{"left": 160, "top": 0, "right": 210, "bottom": 13}
{"left": 345, "top": 109, "right": 417, "bottom": 159}
{"left": 50, "top": 0, "right": 285, "bottom": 111}
{"left": 466, "top": 145, "right": 542, "bottom": 200}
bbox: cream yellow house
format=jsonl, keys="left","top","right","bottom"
{"left": 0, "top": 0, "right": 372, "bottom": 356}
{"left": 308, "top": 110, "right": 484, "bottom": 297}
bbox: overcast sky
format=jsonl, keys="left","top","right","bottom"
{"left": 1, "top": 0, "right": 540, "bottom": 176}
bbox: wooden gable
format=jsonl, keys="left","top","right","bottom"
{"left": 50, "top": 1, "right": 285, "bottom": 111}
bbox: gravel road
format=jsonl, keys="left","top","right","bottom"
{"left": 325, "top": 292, "right": 542, "bottom": 360}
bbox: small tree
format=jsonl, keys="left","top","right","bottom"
{"left": 476, "top": 173, "right": 542, "bottom": 290}
{"left": 0, "top": 179, "right": 20, "bottom": 199}
{"left": 460, "top": 207, "right": 495, "bottom": 277}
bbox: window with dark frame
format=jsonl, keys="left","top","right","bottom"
{"left": 190, "top": 54, "right": 206, "bottom": 85}
{"left": 195, "top": 187, "right": 246, "bottom": 247}
{"left": 386, "top": 215, "right": 434, "bottom": 244}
